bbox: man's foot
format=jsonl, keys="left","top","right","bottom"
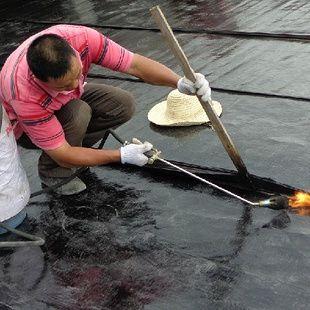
{"left": 40, "top": 176, "right": 87, "bottom": 195}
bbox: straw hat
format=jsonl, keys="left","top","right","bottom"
{"left": 148, "top": 89, "right": 222, "bottom": 126}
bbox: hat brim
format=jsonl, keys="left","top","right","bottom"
{"left": 148, "top": 99, "right": 223, "bottom": 126}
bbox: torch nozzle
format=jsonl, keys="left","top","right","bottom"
{"left": 258, "top": 195, "right": 289, "bottom": 210}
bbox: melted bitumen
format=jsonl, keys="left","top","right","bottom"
{"left": 0, "top": 1, "right": 310, "bottom": 309}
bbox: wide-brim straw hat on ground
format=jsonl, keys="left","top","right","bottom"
{"left": 148, "top": 89, "right": 222, "bottom": 127}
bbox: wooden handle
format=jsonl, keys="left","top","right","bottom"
{"left": 150, "top": 6, "right": 195, "bottom": 82}
{"left": 150, "top": 6, "right": 251, "bottom": 179}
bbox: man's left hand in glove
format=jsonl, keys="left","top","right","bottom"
{"left": 177, "top": 73, "right": 211, "bottom": 102}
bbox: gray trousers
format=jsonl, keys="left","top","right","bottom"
{"left": 18, "top": 83, "right": 135, "bottom": 178}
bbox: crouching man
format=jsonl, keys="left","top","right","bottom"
{"left": 0, "top": 25, "right": 211, "bottom": 195}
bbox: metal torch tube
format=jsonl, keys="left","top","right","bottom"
{"left": 157, "top": 158, "right": 258, "bottom": 206}
{"left": 107, "top": 129, "right": 260, "bottom": 207}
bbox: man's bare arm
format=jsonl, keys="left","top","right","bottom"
{"left": 125, "top": 53, "right": 180, "bottom": 87}
{"left": 45, "top": 141, "right": 121, "bottom": 168}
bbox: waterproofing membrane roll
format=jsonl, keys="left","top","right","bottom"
{"left": 110, "top": 159, "right": 297, "bottom": 199}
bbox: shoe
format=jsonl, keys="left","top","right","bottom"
{"left": 40, "top": 176, "right": 87, "bottom": 196}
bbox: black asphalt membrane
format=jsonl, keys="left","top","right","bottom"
{"left": 0, "top": 1, "right": 309, "bottom": 309}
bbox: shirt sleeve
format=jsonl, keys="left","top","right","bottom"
{"left": 11, "top": 100, "right": 65, "bottom": 150}
{"left": 85, "top": 27, "right": 134, "bottom": 72}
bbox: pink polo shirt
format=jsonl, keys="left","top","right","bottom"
{"left": 0, "top": 25, "right": 133, "bottom": 150}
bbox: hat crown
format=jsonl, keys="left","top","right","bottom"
{"left": 165, "top": 90, "right": 203, "bottom": 119}
{"left": 147, "top": 89, "right": 222, "bottom": 127}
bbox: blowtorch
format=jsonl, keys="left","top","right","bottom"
{"left": 108, "top": 130, "right": 290, "bottom": 211}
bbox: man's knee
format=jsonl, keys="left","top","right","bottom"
{"left": 117, "top": 90, "right": 135, "bottom": 123}
{"left": 56, "top": 99, "right": 92, "bottom": 135}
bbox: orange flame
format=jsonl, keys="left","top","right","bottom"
{"left": 289, "top": 191, "right": 310, "bottom": 216}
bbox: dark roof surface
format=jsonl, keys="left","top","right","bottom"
{"left": 0, "top": 1, "right": 309, "bottom": 309}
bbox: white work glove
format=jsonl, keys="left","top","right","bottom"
{"left": 120, "top": 141, "right": 153, "bottom": 167}
{"left": 177, "top": 73, "right": 212, "bottom": 102}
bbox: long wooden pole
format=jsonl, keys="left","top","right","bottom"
{"left": 150, "top": 5, "right": 251, "bottom": 180}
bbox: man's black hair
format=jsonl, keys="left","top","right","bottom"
{"left": 26, "top": 33, "right": 76, "bottom": 82}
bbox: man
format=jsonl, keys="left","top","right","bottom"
{"left": 0, "top": 25, "right": 211, "bottom": 195}
{"left": 0, "top": 103, "right": 30, "bottom": 232}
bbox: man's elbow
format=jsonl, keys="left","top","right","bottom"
{"left": 45, "top": 143, "right": 77, "bottom": 169}
{"left": 49, "top": 155, "right": 75, "bottom": 168}
{"left": 57, "top": 160, "right": 75, "bottom": 169}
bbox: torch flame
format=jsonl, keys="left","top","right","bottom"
{"left": 289, "top": 192, "right": 310, "bottom": 208}
{"left": 289, "top": 191, "right": 310, "bottom": 216}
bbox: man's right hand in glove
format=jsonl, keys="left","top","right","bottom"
{"left": 120, "top": 141, "right": 153, "bottom": 167}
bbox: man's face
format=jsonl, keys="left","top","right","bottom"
{"left": 46, "top": 55, "right": 82, "bottom": 92}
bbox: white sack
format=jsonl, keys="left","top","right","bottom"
{"left": 0, "top": 106, "right": 30, "bottom": 221}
